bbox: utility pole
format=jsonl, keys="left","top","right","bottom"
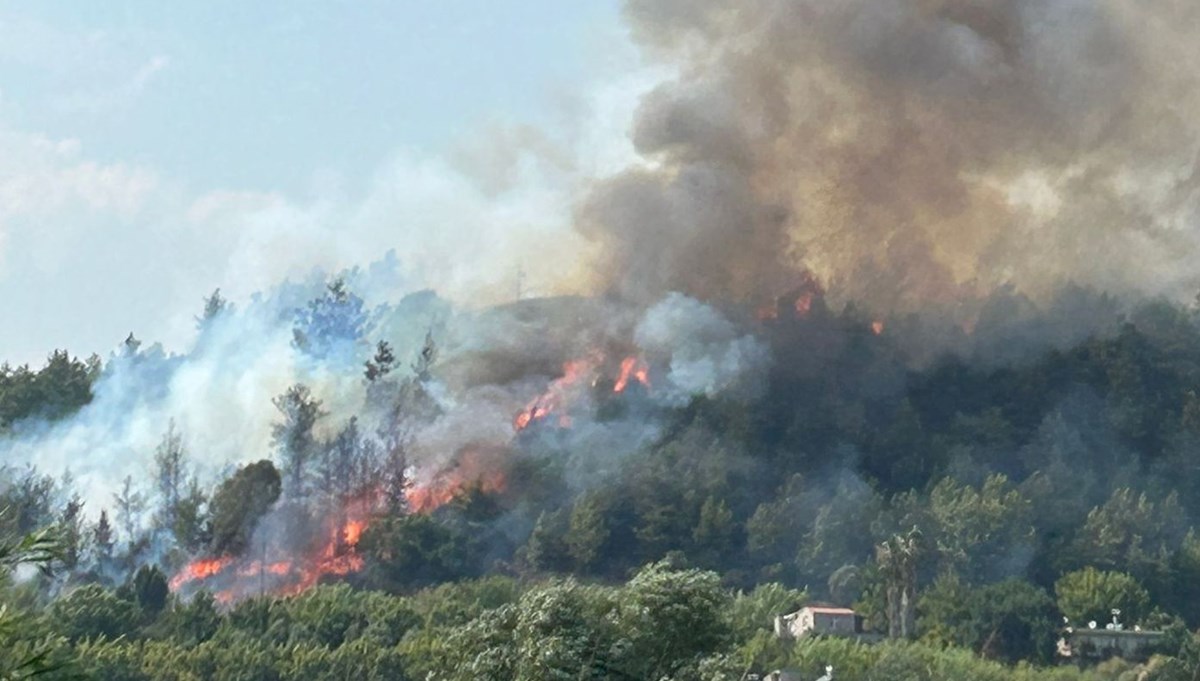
{"left": 516, "top": 265, "right": 526, "bottom": 302}
{"left": 259, "top": 537, "right": 266, "bottom": 597}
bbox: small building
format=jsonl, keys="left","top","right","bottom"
{"left": 1058, "top": 627, "right": 1165, "bottom": 664}
{"left": 774, "top": 606, "right": 879, "bottom": 641}
{"left": 758, "top": 665, "right": 833, "bottom": 681}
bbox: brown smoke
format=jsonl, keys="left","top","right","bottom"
{"left": 576, "top": 0, "right": 1200, "bottom": 310}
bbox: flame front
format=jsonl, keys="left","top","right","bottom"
{"left": 169, "top": 556, "right": 233, "bottom": 591}
{"left": 171, "top": 503, "right": 374, "bottom": 601}
{"left": 174, "top": 353, "right": 649, "bottom": 603}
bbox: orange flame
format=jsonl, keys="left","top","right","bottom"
{"left": 613, "top": 357, "right": 650, "bottom": 393}
{"left": 171, "top": 500, "right": 376, "bottom": 600}
{"left": 169, "top": 556, "right": 233, "bottom": 591}
{"left": 405, "top": 452, "right": 508, "bottom": 513}
{"left": 513, "top": 357, "right": 599, "bottom": 431}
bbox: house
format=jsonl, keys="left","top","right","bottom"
{"left": 774, "top": 606, "right": 880, "bottom": 641}
{"left": 758, "top": 665, "right": 833, "bottom": 681}
{"left": 1058, "top": 626, "right": 1165, "bottom": 664}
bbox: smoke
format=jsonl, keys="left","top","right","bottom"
{"left": 577, "top": 0, "right": 1200, "bottom": 309}
{"left": 635, "top": 293, "right": 769, "bottom": 404}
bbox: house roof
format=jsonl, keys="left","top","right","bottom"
{"left": 803, "top": 606, "right": 857, "bottom": 615}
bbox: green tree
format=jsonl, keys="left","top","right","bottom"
{"left": 112, "top": 475, "right": 146, "bottom": 545}
{"left": 919, "top": 577, "right": 1058, "bottom": 664}
{"left": 168, "top": 591, "right": 221, "bottom": 645}
{"left": 49, "top": 584, "right": 139, "bottom": 643}
{"left": 566, "top": 493, "right": 610, "bottom": 574}
{"left": 927, "top": 474, "right": 1034, "bottom": 584}
{"left": 1055, "top": 567, "right": 1151, "bottom": 626}
{"left": 196, "top": 288, "right": 230, "bottom": 330}
{"left": 360, "top": 514, "right": 475, "bottom": 593}
{"left": 693, "top": 495, "right": 735, "bottom": 566}
{"left": 520, "top": 510, "right": 570, "bottom": 574}
{"left": 272, "top": 384, "right": 325, "bottom": 499}
{"left": 207, "top": 460, "right": 282, "bottom": 556}
{"left": 152, "top": 421, "right": 187, "bottom": 535}
{"left": 1070, "top": 489, "right": 1187, "bottom": 584}
{"left": 131, "top": 565, "right": 170, "bottom": 617}
{"left": 617, "top": 562, "right": 732, "bottom": 680}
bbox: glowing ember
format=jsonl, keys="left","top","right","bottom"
{"left": 871, "top": 320, "right": 885, "bottom": 335}
{"left": 794, "top": 292, "right": 814, "bottom": 317}
{"left": 613, "top": 357, "right": 650, "bottom": 393}
{"left": 342, "top": 519, "right": 366, "bottom": 546}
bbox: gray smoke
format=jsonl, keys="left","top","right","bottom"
{"left": 635, "top": 293, "right": 769, "bottom": 404}
{"left": 577, "top": 0, "right": 1200, "bottom": 310}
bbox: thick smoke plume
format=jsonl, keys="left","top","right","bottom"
{"left": 578, "top": 0, "right": 1200, "bottom": 309}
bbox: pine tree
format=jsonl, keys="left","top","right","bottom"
{"left": 93, "top": 509, "right": 114, "bottom": 565}
{"left": 412, "top": 330, "right": 437, "bottom": 382}
{"left": 153, "top": 420, "right": 186, "bottom": 533}
{"left": 364, "top": 340, "right": 396, "bottom": 382}
{"left": 59, "top": 494, "right": 85, "bottom": 571}
{"left": 113, "top": 475, "right": 146, "bottom": 545}
{"left": 272, "top": 383, "right": 326, "bottom": 498}
{"left": 196, "top": 288, "right": 229, "bottom": 330}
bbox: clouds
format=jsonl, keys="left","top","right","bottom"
{"left": 0, "top": 128, "right": 159, "bottom": 269}
{"left": 0, "top": 34, "right": 657, "bottom": 366}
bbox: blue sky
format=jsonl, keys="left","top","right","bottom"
{"left": 0, "top": 1, "right": 650, "bottom": 364}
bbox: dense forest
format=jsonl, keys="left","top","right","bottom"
{"left": 8, "top": 278, "right": 1200, "bottom": 679}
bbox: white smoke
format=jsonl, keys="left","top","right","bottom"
{"left": 635, "top": 293, "right": 770, "bottom": 404}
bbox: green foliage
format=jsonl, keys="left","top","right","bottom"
{"left": 167, "top": 592, "right": 221, "bottom": 645}
{"left": 131, "top": 565, "right": 170, "bottom": 616}
{"left": 20, "top": 292, "right": 1200, "bottom": 677}
{"left": 729, "top": 582, "right": 809, "bottom": 641}
{"left": 566, "top": 492, "right": 611, "bottom": 574}
{"left": 359, "top": 513, "right": 476, "bottom": 592}
{"left": 920, "top": 576, "right": 1059, "bottom": 664}
{"left": 1055, "top": 567, "right": 1151, "bottom": 626}
{"left": 49, "top": 584, "right": 140, "bottom": 643}
{"left": 928, "top": 475, "right": 1034, "bottom": 583}
{"left": 207, "top": 460, "right": 281, "bottom": 556}
{"left": 0, "top": 350, "right": 98, "bottom": 431}
{"left": 619, "top": 562, "right": 733, "bottom": 679}
{"left": 270, "top": 383, "right": 325, "bottom": 499}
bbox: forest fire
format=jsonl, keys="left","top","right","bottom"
{"left": 513, "top": 354, "right": 652, "bottom": 431}
{"left": 170, "top": 509, "right": 372, "bottom": 603}
{"left": 172, "top": 348, "right": 658, "bottom": 604}
{"left": 170, "top": 451, "right": 512, "bottom": 602}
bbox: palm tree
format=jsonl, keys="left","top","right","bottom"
{"left": 877, "top": 527, "right": 921, "bottom": 640}
{"left": 0, "top": 516, "right": 66, "bottom": 680}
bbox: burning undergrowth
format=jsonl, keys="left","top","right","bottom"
{"left": 156, "top": 287, "right": 768, "bottom": 602}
